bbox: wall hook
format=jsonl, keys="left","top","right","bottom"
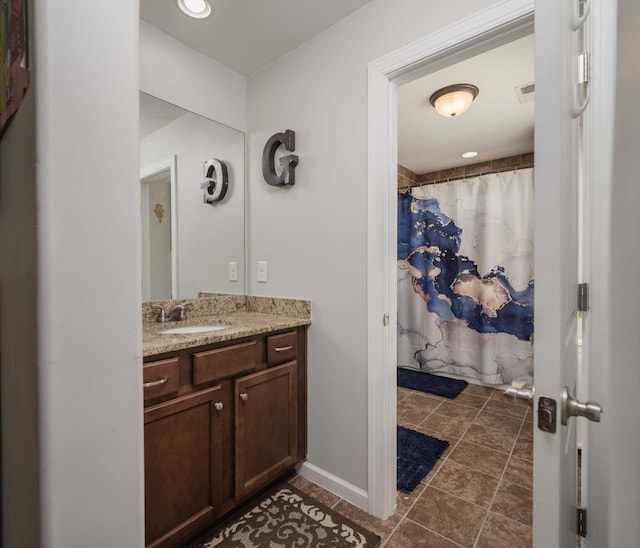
{"left": 200, "top": 158, "right": 229, "bottom": 203}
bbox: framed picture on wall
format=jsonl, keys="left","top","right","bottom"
{"left": 1, "top": 0, "right": 29, "bottom": 138}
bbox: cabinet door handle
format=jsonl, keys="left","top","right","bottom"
{"left": 240, "top": 393, "right": 248, "bottom": 401}
{"left": 274, "top": 345, "right": 293, "bottom": 352}
{"left": 214, "top": 402, "right": 223, "bottom": 411}
{"left": 143, "top": 376, "right": 169, "bottom": 389}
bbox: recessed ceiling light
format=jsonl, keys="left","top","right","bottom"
{"left": 462, "top": 151, "right": 478, "bottom": 159}
{"left": 177, "top": 0, "right": 212, "bottom": 19}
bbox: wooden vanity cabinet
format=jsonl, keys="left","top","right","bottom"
{"left": 143, "top": 327, "right": 307, "bottom": 548}
{"left": 235, "top": 361, "right": 298, "bottom": 499}
{"left": 144, "top": 386, "right": 223, "bottom": 548}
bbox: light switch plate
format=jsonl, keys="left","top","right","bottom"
{"left": 229, "top": 262, "right": 238, "bottom": 282}
{"left": 257, "top": 261, "right": 267, "bottom": 283}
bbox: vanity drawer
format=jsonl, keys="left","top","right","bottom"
{"left": 193, "top": 340, "right": 257, "bottom": 386}
{"left": 143, "top": 357, "right": 180, "bottom": 403}
{"left": 267, "top": 331, "right": 297, "bottom": 366}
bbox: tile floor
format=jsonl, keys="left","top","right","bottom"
{"left": 290, "top": 381, "right": 534, "bottom": 548}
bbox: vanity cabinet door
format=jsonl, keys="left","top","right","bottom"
{"left": 235, "top": 362, "right": 297, "bottom": 500}
{"left": 144, "top": 386, "right": 223, "bottom": 548}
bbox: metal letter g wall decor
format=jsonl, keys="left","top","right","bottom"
{"left": 201, "top": 158, "right": 229, "bottom": 203}
{"left": 262, "top": 129, "right": 299, "bottom": 186}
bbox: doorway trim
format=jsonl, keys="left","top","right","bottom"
{"left": 366, "top": 0, "right": 535, "bottom": 519}
{"left": 140, "top": 155, "right": 179, "bottom": 300}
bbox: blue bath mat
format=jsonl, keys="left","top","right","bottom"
{"left": 397, "top": 367, "right": 467, "bottom": 399}
{"left": 397, "top": 426, "right": 449, "bottom": 493}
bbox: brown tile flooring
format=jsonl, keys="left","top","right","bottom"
{"left": 290, "top": 382, "right": 534, "bottom": 547}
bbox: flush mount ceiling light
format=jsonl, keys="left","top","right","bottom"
{"left": 429, "top": 84, "right": 479, "bottom": 117}
{"left": 177, "top": 0, "right": 212, "bottom": 19}
{"left": 462, "top": 151, "right": 478, "bottom": 159}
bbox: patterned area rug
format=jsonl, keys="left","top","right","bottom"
{"left": 193, "top": 485, "right": 381, "bottom": 547}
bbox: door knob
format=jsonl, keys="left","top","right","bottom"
{"left": 561, "top": 386, "right": 602, "bottom": 425}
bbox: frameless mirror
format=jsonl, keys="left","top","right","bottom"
{"left": 139, "top": 92, "right": 245, "bottom": 300}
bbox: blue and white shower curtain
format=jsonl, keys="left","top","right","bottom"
{"left": 397, "top": 168, "right": 534, "bottom": 385}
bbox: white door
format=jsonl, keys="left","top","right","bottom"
{"left": 533, "top": 0, "right": 599, "bottom": 546}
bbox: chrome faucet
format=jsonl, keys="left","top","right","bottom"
{"left": 168, "top": 302, "right": 192, "bottom": 322}
{"left": 151, "top": 302, "right": 192, "bottom": 323}
{"left": 151, "top": 304, "right": 169, "bottom": 323}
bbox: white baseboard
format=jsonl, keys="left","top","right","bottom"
{"left": 298, "top": 461, "right": 369, "bottom": 511}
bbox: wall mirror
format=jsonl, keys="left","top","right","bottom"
{"left": 139, "top": 92, "right": 245, "bottom": 300}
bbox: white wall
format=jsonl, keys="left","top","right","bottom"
{"left": 35, "top": 1, "right": 143, "bottom": 547}
{"left": 140, "top": 112, "right": 245, "bottom": 297}
{"left": 589, "top": 0, "right": 640, "bottom": 545}
{"left": 6, "top": 11, "right": 247, "bottom": 548}
{"left": 140, "top": 21, "right": 247, "bottom": 133}
{"left": 247, "top": 0, "right": 497, "bottom": 500}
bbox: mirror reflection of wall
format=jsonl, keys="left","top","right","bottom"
{"left": 139, "top": 92, "right": 246, "bottom": 300}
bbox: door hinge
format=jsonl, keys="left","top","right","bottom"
{"left": 577, "top": 507, "right": 588, "bottom": 537}
{"left": 577, "top": 52, "right": 590, "bottom": 85}
{"left": 578, "top": 283, "right": 589, "bottom": 312}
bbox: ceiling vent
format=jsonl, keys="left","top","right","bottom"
{"left": 515, "top": 82, "right": 535, "bottom": 104}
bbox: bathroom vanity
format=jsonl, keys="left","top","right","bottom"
{"left": 142, "top": 296, "right": 310, "bottom": 548}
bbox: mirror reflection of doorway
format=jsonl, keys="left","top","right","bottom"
{"left": 141, "top": 157, "right": 177, "bottom": 301}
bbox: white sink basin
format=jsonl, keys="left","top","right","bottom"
{"left": 158, "top": 325, "right": 229, "bottom": 335}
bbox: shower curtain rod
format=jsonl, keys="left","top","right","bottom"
{"left": 400, "top": 164, "right": 534, "bottom": 191}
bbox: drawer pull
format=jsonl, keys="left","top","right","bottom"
{"left": 143, "top": 377, "right": 169, "bottom": 389}
{"left": 240, "top": 393, "right": 249, "bottom": 401}
{"left": 274, "top": 345, "right": 293, "bottom": 352}
{"left": 214, "top": 402, "right": 223, "bottom": 411}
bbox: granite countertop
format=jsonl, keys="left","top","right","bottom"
{"left": 143, "top": 294, "right": 311, "bottom": 357}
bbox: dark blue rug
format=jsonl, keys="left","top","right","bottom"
{"left": 397, "top": 426, "right": 449, "bottom": 493}
{"left": 397, "top": 367, "right": 467, "bottom": 399}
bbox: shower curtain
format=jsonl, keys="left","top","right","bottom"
{"left": 397, "top": 168, "right": 534, "bottom": 385}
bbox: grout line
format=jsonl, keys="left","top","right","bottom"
{"left": 405, "top": 385, "right": 534, "bottom": 546}
{"left": 381, "top": 517, "right": 467, "bottom": 548}
{"left": 397, "top": 385, "right": 534, "bottom": 547}
{"left": 378, "top": 517, "right": 403, "bottom": 546}
{"left": 471, "top": 405, "right": 531, "bottom": 547}
{"left": 397, "top": 387, "right": 492, "bottom": 545}
{"left": 389, "top": 387, "right": 472, "bottom": 545}
{"left": 392, "top": 433, "right": 461, "bottom": 522}
{"left": 441, "top": 453, "right": 507, "bottom": 481}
